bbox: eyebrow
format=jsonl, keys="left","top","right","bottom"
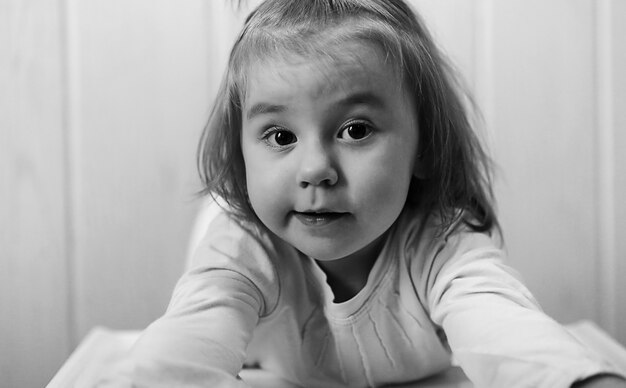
{"left": 338, "top": 91, "right": 386, "bottom": 110}
{"left": 246, "top": 103, "right": 287, "bottom": 121}
{"left": 245, "top": 91, "right": 387, "bottom": 121}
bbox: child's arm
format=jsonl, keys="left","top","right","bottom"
{"left": 94, "top": 272, "right": 261, "bottom": 387}
{"left": 96, "top": 213, "right": 279, "bottom": 387}
{"left": 421, "top": 229, "right": 625, "bottom": 388}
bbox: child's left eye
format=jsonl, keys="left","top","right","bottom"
{"left": 338, "top": 122, "right": 372, "bottom": 141}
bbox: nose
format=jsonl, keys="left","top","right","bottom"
{"left": 297, "top": 142, "right": 338, "bottom": 188}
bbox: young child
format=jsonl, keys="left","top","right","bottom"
{"left": 101, "top": 1, "right": 625, "bottom": 387}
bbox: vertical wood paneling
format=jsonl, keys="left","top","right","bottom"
{"left": 0, "top": 1, "right": 71, "bottom": 386}
{"left": 486, "top": 0, "right": 599, "bottom": 324}
{"left": 611, "top": 0, "right": 626, "bottom": 345}
{"left": 66, "top": 0, "right": 213, "bottom": 339}
{"left": 472, "top": 0, "right": 496, "bottom": 147}
{"left": 595, "top": 0, "right": 618, "bottom": 340}
{"left": 207, "top": 1, "right": 259, "bottom": 92}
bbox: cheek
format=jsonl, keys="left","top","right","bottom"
{"left": 372, "top": 136, "right": 416, "bottom": 184}
{"left": 245, "top": 163, "right": 270, "bottom": 207}
{"left": 244, "top": 156, "right": 291, "bottom": 224}
{"left": 245, "top": 173, "right": 275, "bottom": 227}
{"left": 242, "top": 145, "right": 269, "bottom": 216}
{"left": 365, "top": 168, "right": 411, "bottom": 209}
{"left": 355, "top": 146, "right": 415, "bottom": 213}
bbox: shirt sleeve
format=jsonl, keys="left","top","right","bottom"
{"left": 421, "top": 226, "right": 623, "bottom": 388}
{"left": 95, "top": 211, "right": 280, "bottom": 388}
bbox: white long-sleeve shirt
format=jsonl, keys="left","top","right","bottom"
{"left": 98, "top": 203, "right": 620, "bottom": 387}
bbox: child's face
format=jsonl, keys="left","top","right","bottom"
{"left": 240, "top": 42, "right": 419, "bottom": 262}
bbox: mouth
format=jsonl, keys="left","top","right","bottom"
{"left": 292, "top": 210, "right": 349, "bottom": 227}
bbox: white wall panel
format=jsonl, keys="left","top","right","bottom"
{"left": 610, "top": 0, "right": 626, "bottom": 345}
{"left": 65, "top": 0, "right": 213, "bottom": 339}
{"left": 411, "top": 0, "right": 476, "bottom": 84}
{"left": 0, "top": 1, "right": 71, "bottom": 386}
{"left": 488, "top": 0, "right": 599, "bottom": 325}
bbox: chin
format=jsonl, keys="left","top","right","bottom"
{"left": 295, "top": 242, "right": 358, "bottom": 262}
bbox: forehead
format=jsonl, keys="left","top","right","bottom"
{"left": 243, "top": 40, "right": 404, "bottom": 107}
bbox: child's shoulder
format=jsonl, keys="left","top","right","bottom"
{"left": 185, "top": 199, "right": 287, "bottom": 315}
{"left": 394, "top": 203, "right": 510, "bottom": 310}
{"left": 190, "top": 200, "right": 282, "bottom": 263}
{"left": 394, "top": 203, "right": 503, "bottom": 270}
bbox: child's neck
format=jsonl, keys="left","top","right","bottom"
{"left": 315, "top": 233, "right": 387, "bottom": 303}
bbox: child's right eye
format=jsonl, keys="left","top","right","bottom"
{"left": 262, "top": 128, "right": 297, "bottom": 148}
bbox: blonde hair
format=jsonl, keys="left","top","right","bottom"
{"left": 198, "top": 0, "right": 497, "bottom": 233}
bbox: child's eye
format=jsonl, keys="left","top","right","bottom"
{"left": 262, "top": 128, "right": 297, "bottom": 147}
{"left": 338, "top": 122, "right": 372, "bottom": 141}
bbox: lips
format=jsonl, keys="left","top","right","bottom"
{"left": 292, "top": 210, "right": 348, "bottom": 226}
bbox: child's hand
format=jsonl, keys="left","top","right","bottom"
{"left": 572, "top": 375, "right": 626, "bottom": 388}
